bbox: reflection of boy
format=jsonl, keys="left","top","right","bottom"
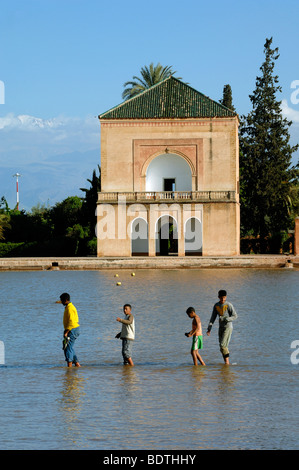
{"left": 185, "top": 307, "right": 206, "bottom": 366}
{"left": 115, "top": 304, "right": 135, "bottom": 366}
{"left": 207, "top": 290, "right": 237, "bottom": 365}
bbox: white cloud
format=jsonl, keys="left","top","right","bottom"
{"left": 281, "top": 99, "right": 299, "bottom": 123}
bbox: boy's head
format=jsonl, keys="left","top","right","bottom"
{"left": 123, "top": 304, "right": 132, "bottom": 315}
{"left": 186, "top": 306, "right": 196, "bottom": 317}
{"left": 218, "top": 290, "right": 227, "bottom": 304}
{"left": 60, "top": 292, "right": 70, "bottom": 305}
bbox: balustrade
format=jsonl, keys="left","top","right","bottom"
{"left": 98, "top": 191, "right": 236, "bottom": 202}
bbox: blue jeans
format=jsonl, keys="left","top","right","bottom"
{"left": 64, "top": 327, "right": 80, "bottom": 364}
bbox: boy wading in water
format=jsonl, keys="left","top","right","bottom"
{"left": 115, "top": 304, "right": 135, "bottom": 366}
{"left": 207, "top": 289, "right": 238, "bottom": 365}
{"left": 185, "top": 307, "right": 206, "bottom": 366}
{"left": 59, "top": 293, "right": 81, "bottom": 367}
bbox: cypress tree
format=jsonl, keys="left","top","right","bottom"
{"left": 239, "top": 37, "right": 299, "bottom": 251}
{"left": 220, "top": 84, "right": 236, "bottom": 112}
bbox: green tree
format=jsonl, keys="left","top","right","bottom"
{"left": 66, "top": 224, "right": 89, "bottom": 255}
{"left": 0, "top": 196, "right": 10, "bottom": 214}
{"left": 220, "top": 84, "right": 236, "bottom": 112}
{"left": 122, "top": 62, "right": 181, "bottom": 100}
{"left": 50, "top": 196, "right": 84, "bottom": 237}
{"left": 0, "top": 214, "right": 10, "bottom": 241}
{"left": 239, "top": 37, "right": 299, "bottom": 250}
{"left": 0, "top": 197, "right": 11, "bottom": 241}
{"left": 80, "top": 165, "right": 101, "bottom": 237}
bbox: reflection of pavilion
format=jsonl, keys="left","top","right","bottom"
{"left": 97, "top": 77, "right": 240, "bottom": 257}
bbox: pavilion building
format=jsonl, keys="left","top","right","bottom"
{"left": 97, "top": 77, "right": 240, "bottom": 257}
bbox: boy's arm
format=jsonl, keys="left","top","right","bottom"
{"left": 117, "top": 314, "right": 134, "bottom": 325}
{"left": 226, "top": 303, "right": 238, "bottom": 322}
{"left": 207, "top": 306, "right": 217, "bottom": 333}
{"left": 115, "top": 314, "right": 133, "bottom": 338}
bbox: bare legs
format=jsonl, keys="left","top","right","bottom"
{"left": 191, "top": 350, "right": 206, "bottom": 366}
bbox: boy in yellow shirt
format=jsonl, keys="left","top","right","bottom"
{"left": 60, "top": 293, "right": 81, "bottom": 367}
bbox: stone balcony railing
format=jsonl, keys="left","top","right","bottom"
{"left": 98, "top": 190, "right": 237, "bottom": 203}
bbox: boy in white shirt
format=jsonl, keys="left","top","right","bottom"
{"left": 115, "top": 304, "right": 135, "bottom": 366}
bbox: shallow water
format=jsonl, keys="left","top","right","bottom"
{"left": 0, "top": 268, "right": 298, "bottom": 449}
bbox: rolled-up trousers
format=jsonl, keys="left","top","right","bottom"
{"left": 218, "top": 325, "right": 232, "bottom": 357}
{"left": 64, "top": 327, "right": 80, "bottom": 364}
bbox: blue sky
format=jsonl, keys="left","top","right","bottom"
{"left": 0, "top": 0, "right": 298, "bottom": 210}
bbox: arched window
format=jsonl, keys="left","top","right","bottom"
{"left": 131, "top": 218, "right": 148, "bottom": 256}
{"left": 156, "top": 215, "right": 178, "bottom": 256}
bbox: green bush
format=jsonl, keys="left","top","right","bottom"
{"left": 0, "top": 242, "right": 26, "bottom": 257}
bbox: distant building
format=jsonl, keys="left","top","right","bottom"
{"left": 97, "top": 77, "right": 240, "bottom": 257}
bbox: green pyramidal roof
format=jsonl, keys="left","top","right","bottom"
{"left": 99, "top": 76, "right": 237, "bottom": 120}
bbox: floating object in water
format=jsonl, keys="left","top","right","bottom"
{"left": 131, "top": 272, "right": 135, "bottom": 276}
{"left": 116, "top": 282, "right": 122, "bottom": 286}
{"left": 284, "top": 260, "right": 293, "bottom": 268}
{"left": 114, "top": 274, "right": 119, "bottom": 277}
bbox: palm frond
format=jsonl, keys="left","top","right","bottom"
{"left": 122, "top": 62, "right": 181, "bottom": 100}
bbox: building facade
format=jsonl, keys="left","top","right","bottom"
{"left": 97, "top": 77, "right": 240, "bottom": 257}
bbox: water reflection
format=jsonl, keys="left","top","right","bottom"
{"left": 58, "top": 369, "right": 86, "bottom": 447}
{"left": 120, "top": 366, "right": 140, "bottom": 394}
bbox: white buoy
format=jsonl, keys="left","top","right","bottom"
{"left": 116, "top": 282, "right": 121, "bottom": 286}
{"left": 131, "top": 272, "right": 135, "bottom": 276}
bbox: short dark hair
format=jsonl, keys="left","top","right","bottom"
{"left": 186, "top": 306, "right": 195, "bottom": 314}
{"left": 123, "top": 303, "right": 132, "bottom": 309}
{"left": 218, "top": 290, "right": 227, "bottom": 297}
{"left": 60, "top": 292, "right": 70, "bottom": 302}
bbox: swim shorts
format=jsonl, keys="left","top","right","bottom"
{"left": 191, "top": 335, "right": 203, "bottom": 351}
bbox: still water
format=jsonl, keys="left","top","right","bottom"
{"left": 0, "top": 268, "right": 298, "bottom": 450}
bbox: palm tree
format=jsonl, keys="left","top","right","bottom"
{"left": 122, "top": 62, "right": 181, "bottom": 100}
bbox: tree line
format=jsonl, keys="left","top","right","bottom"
{"left": 0, "top": 38, "right": 298, "bottom": 256}
{"left": 0, "top": 166, "right": 101, "bottom": 257}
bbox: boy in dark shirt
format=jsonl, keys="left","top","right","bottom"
{"left": 207, "top": 290, "right": 237, "bottom": 364}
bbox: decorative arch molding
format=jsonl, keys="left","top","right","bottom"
{"left": 155, "top": 214, "right": 178, "bottom": 233}
{"left": 133, "top": 138, "right": 204, "bottom": 192}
